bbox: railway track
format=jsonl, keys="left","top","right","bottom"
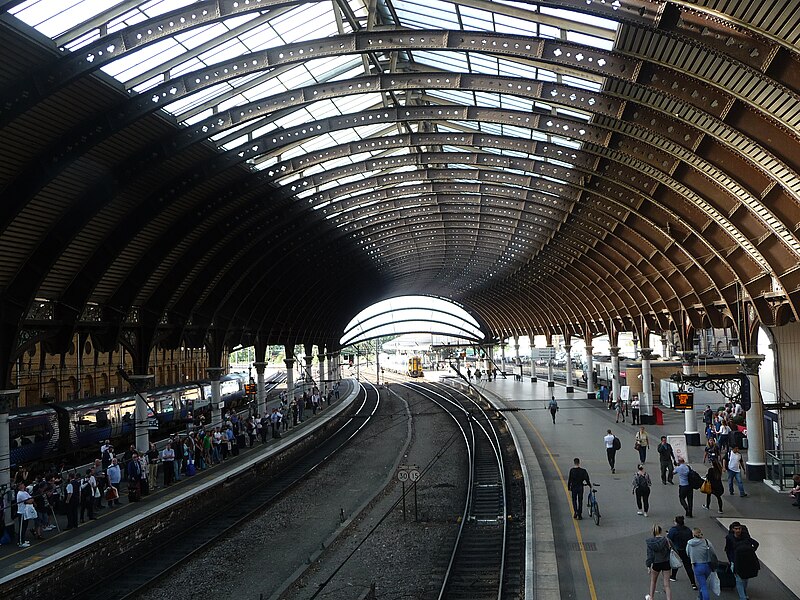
{"left": 71, "top": 381, "right": 381, "bottom": 600}
{"left": 399, "top": 380, "right": 519, "bottom": 600}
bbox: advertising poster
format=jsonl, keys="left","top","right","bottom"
{"left": 667, "top": 435, "right": 688, "bottom": 464}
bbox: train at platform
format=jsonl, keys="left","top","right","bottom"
{"left": 8, "top": 372, "right": 261, "bottom": 470}
{"left": 381, "top": 353, "right": 424, "bottom": 378}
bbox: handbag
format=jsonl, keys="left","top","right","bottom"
{"left": 105, "top": 486, "right": 119, "bottom": 501}
{"left": 706, "top": 539, "right": 719, "bottom": 570}
{"left": 93, "top": 486, "right": 101, "bottom": 498}
{"left": 634, "top": 442, "right": 641, "bottom": 450}
{"left": 23, "top": 503, "right": 38, "bottom": 520}
{"left": 700, "top": 479, "right": 712, "bottom": 494}
{"left": 669, "top": 548, "right": 683, "bottom": 569}
{"left": 707, "top": 570, "right": 721, "bottom": 596}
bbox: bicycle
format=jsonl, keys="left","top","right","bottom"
{"left": 587, "top": 484, "right": 601, "bottom": 525}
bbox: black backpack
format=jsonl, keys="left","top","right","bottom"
{"left": 688, "top": 468, "right": 703, "bottom": 490}
{"left": 612, "top": 436, "right": 621, "bottom": 451}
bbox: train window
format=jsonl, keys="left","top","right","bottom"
{"left": 11, "top": 418, "right": 52, "bottom": 448}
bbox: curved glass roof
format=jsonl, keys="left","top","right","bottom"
{"left": 340, "top": 294, "right": 484, "bottom": 345}
{"left": 10, "top": 0, "right": 619, "bottom": 296}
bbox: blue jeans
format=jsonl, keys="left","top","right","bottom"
{"left": 693, "top": 562, "right": 712, "bottom": 600}
{"left": 728, "top": 469, "right": 745, "bottom": 495}
{"left": 734, "top": 571, "right": 749, "bottom": 600}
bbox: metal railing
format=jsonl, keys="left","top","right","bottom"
{"left": 765, "top": 450, "right": 799, "bottom": 490}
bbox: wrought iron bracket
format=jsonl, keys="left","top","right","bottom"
{"left": 669, "top": 372, "right": 742, "bottom": 403}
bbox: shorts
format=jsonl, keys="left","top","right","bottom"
{"left": 651, "top": 561, "right": 671, "bottom": 572}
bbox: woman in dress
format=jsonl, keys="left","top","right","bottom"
{"left": 645, "top": 524, "right": 673, "bottom": 600}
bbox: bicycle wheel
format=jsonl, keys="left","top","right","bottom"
{"left": 593, "top": 501, "right": 601, "bottom": 525}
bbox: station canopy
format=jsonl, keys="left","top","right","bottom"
{"left": 1, "top": 0, "right": 799, "bottom": 370}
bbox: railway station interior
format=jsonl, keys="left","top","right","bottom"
{"left": 1, "top": 0, "right": 800, "bottom": 598}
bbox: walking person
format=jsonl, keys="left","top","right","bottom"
{"left": 644, "top": 524, "right": 673, "bottom": 600}
{"left": 635, "top": 426, "right": 650, "bottom": 464}
{"left": 725, "top": 522, "right": 760, "bottom": 600}
{"left": 633, "top": 464, "right": 652, "bottom": 516}
{"left": 667, "top": 516, "right": 698, "bottom": 591}
{"left": 547, "top": 396, "right": 559, "bottom": 424}
{"left": 703, "top": 462, "right": 724, "bottom": 513}
{"left": 567, "top": 458, "right": 591, "bottom": 520}
{"left": 674, "top": 457, "right": 694, "bottom": 518}
{"left": 615, "top": 398, "right": 625, "bottom": 423}
{"left": 604, "top": 429, "right": 619, "bottom": 474}
{"left": 727, "top": 446, "right": 748, "bottom": 497}
{"left": 687, "top": 527, "right": 718, "bottom": 600}
{"left": 657, "top": 435, "right": 676, "bottom": 484}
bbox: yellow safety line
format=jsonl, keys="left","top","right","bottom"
{"left": 521, "top": 412, "right": 599, "bottom": 600}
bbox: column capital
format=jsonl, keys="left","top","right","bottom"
{"left": 205, "top": 367, "right": 224, "bottom": 382}
{"left": 253, "top": 361, "right": 267, "bottom": 372}
{"left": 585, "top": 345, "right": 593, "bottom": 353}
{"left": 284, "top": 358, "right": 295, "bottom": 368}
{"left": 679, "top": 351, "right": 696, "bottom": 365}
{"left": 608, "top": 346, "right": 620, "bottom": 357}
{"left": 737, "top": 354, "right": 765, "bottom": 376}
{"left": 317, "top": 354, "right": 325, "bottom": 360}
{"left": 0, "top": 389, "right": 20, "bottom": 413}
{"left": 640, "top": 348, "right": 653, "bottom": 361}
{"left": 129, "top": 374, "right": 155, "bottom": 390}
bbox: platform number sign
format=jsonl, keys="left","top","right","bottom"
{"left": 672, "top": 391, "right": 694, "bottom": 410}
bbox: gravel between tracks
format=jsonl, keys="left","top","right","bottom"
{"left": 134, "top": 382, "right": 467, "bottom": 600}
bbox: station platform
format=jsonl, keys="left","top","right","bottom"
{"left": 463, "top": 374, "right": 799, "bottom": 600}
{"left": 0, "top": 380, "right": 358, "bottom": 592}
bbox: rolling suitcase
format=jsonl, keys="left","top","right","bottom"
{"left": 716, "top": 562, "right": 736, "bottom": 588}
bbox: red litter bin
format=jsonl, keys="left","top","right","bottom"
{"left": 653, "top": 406, "right": 664, "bottom": 426}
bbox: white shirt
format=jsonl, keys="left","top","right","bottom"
{"left": 16, "top": 490, "right": 31, "bottom": 515}
{"left": 604, "top": 434, "right": 615, "bottom": 449}
{"left": 728, "top": 451, "right": 743, "bottom": 473}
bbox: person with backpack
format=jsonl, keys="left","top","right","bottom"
{"left": 657, "top": 436, "right": 676, "bottom": 485}
{"left": 632, "top": 464, "right": 652, "bottom": 516}
{"left": 547, "top": 396, "right": 559, "bottom": 424}
{"left": 724, "top": 522, "right": 760, "bottom": 600}
{"left": 79, "top": 468, "right": 97, "bottom": 523}
{"left": 644, "top": 524, "right": 674, "bottom": 600}
{"left": 604, "top": 429, "right": 620, "bottom": 473}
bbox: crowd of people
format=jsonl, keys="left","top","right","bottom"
{"left": 1, "top": 383, "right": 340, "bottom": 549}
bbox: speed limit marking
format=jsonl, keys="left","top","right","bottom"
{"left": 409, "top": 469, "right": 420, "bottom": 482}
{"left": 397, "top": 470, "right": 409, "bottom": 482}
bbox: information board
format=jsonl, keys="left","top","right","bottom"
{"left": 671, "top": 391, "right": 694, "bottom": 410}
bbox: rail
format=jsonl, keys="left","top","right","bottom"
{"left": 766, "top": 450, "right": 800, "bottom": 491}
{"left": 400, "top": 379, "right": 508, "bottom": 600}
